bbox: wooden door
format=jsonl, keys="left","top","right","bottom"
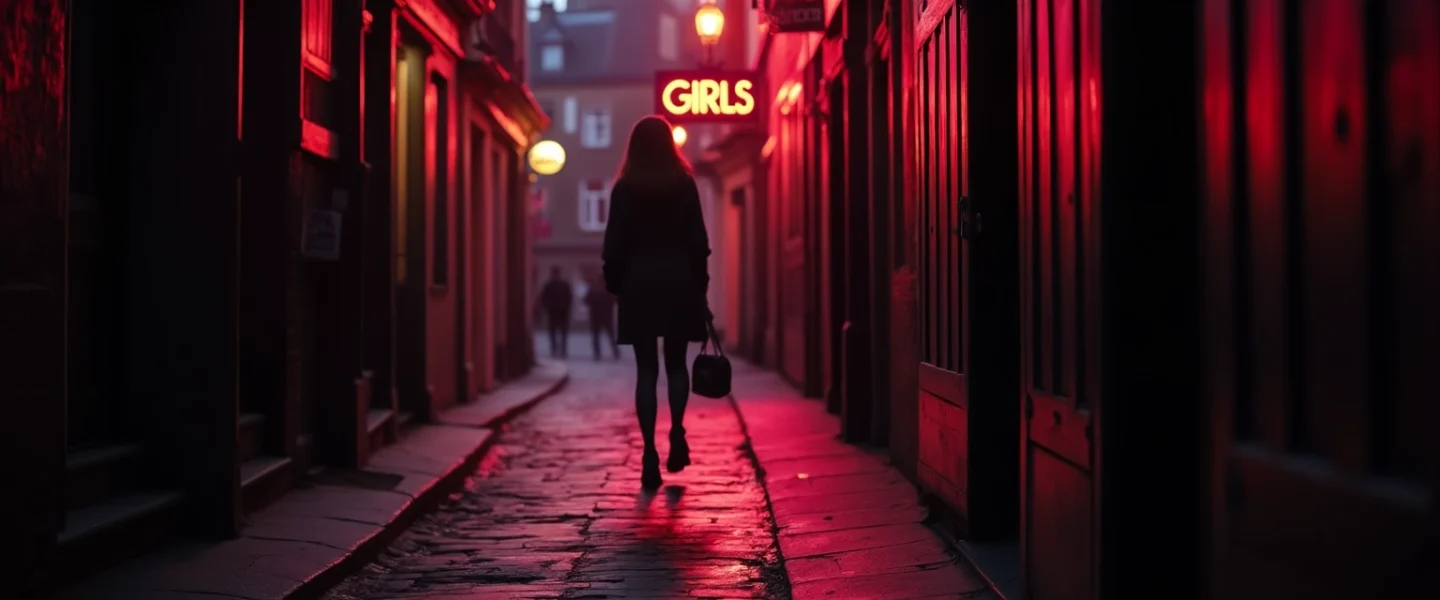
{"left": 818, "top": 80, "right": 836, "bottom": 408}
{"left": 1201, "top": 0, "right": 1440, "bottom": 597}
{"left": 393, "top": 41, "right": 429, "bottom": 419}
{"left": 425, "top": 69, "right": 456, "bottom": 408}
{"left": 805, "top": 64, "right": 826, "bottom": 398}
{"left": 454, "top": 123, "right": 469, "bottom": 403}
{"left": 914, "top": 0, "right": 970, "bottom": 519}
{"left": 468, "top": 126, "right": 487, "bottom": 391}
{"left": 1018, "top": 0, "right": 1099, "bottom": 598}
{"left": 780, "top": 110, "right": 808, "bottom": 387}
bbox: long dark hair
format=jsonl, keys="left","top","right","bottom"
{"left": 615, "top": 115, "right": 693, "bottom": 185}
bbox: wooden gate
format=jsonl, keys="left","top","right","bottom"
{"left": 914, "top": 0, "right": 970, "bottom": 519}
{"left": 1018, "top": 0, "right": 1100, "bottom": 597}
{"left": 1201, "top": 0, "right": 1440, "bottom": 597}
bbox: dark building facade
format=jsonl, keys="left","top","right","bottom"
{"left": 0, "top": 0, "right": 546, "bottom": 592}
{"left": 735, "top": 0, "right": 1440, "bottom": 598}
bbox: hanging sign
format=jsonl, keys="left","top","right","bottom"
{"left": 767, "top": 0, "right": 826, "bottom": 33}
{"left": 654, "top": 70, "right": 765, "bottom": 125}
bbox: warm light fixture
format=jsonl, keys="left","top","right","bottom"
{"left": 526, "top": 140, "right": 566, "bottom": 175}
{"left": 672, "top": 125, "right": 688, "bottom": 147}
{"left": 695, "top": 2, "right": 725, "bottom": 46}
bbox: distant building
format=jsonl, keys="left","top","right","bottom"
{"left": 526, "top": 0, "right": 712, "bottom": 325}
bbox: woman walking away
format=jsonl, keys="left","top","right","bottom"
{"left": 601, "top": 115, "right": 712, "bottom": 490}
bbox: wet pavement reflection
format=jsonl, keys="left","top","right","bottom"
{"left": 324, "top": 354, "right": 788, "bottom": 599}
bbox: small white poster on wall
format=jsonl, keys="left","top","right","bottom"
{"left": 302, "top": 209, "right": 342, "bottom": 261}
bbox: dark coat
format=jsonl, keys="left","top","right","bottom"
{"left": 601, "top": 174, "right": 710, "bottom": 344}
{"left": 584, "top": 286, "right": 616, "bottom": 324}
{"left": 540, "top": 279, "right": 572, "bottom": 318}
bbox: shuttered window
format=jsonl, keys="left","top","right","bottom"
{"left": 301, "top": 0, "right": 336, "bottom": 133}
{"left": 304, "top": 0, "right": 334, "bottom": 77}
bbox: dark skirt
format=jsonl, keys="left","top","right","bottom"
{"left": 615, "top": 255, "right": 708, "bottom": 344}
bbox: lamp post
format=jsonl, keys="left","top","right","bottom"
{"left": 694, "top": 1, "right": 725, "bottom": 69}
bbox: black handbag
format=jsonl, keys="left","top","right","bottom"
{"left": 691, "top": 320, "right": 732, "bottom": 399}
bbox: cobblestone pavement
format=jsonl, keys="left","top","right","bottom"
{"left": 324, "top": 356, "right": 789, "bottom": 599}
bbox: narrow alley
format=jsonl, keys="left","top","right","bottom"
{"left": 5, "top": 0, "right": 1436, "bottom": 598}
{"left": 320, "top": 337, "right": 992, "bottom": 599}
{"left": 323, "top": 354, "right": 788, "bottom": 599}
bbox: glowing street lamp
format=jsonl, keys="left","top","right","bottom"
{"left": 695, "top": 2, "right": 724, "bottom": 67}
{"left": 672, "top": 125, "right": 688, "bottom": 147}
{"left": 527, "top": 140, "right": 566, "bottom": 175}
{"left": 695, "top": 2, "right": 725, "bottom": 45}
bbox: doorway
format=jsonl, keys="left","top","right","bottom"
{"left": 1016, "top": 0, "right": 1097, "bottom": 597}
{"left": 914, "top": 0, "right": 972, "bottom": 524}
{"left": 462, "top": 124, "right": 486, "bottom": 399}
{"left": 394, "top": 39, "right": 429, "bottom": 421}
{"left": 913, "top": 0, "right": 1022, "bottom": 554}
{"left": 67, "top": 0, "right": 128, "bottom": 452}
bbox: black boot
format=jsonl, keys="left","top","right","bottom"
{"left": 667, "top": 429, "right": 690, "bottom": 473}
{"left": 641, "top": 450, "right": 662, "bottom": 489}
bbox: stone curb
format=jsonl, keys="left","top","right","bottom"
{"left": 285, "top": 363, "right": 570, "bottom": 600}
{"left": 725, "top": 362, "right": 999, "bottom": 600}
{"left": 724, "top": 392, "right": 797, "bottom": 600}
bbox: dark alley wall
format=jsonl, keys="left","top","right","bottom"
{"left": 731, "top": 0, "right": 1440, "bottom": 599}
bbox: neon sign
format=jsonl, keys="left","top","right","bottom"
{"left": 654, "top": 70, "right": 765, "bottom": 125}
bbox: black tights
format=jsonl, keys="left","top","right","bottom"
{"left": 632, "top": 337, "right": 689, "bottom": 453}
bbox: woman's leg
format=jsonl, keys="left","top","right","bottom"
{"left": 661, "top": 337, "right": 691, "bottom": 472}
{"left": 633, "top": 338, "right": 660, "bottom": 452}
{"left": 633, "top": 338, "right": 663, "bottom": 487}
{"left": 661, "top": 337, "right": 690, "bottom": 433}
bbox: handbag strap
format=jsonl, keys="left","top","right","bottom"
{"left": 699, "top": 319, "right": 726, "bottom": 358}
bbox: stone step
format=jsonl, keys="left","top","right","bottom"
{"left": 51, "top": 491, "right": 184, "bottom": 588}
{"left": 237, "top": 412, "right": 266, "bottom": 462}
{"left": 65, "top": 443, "right": 143, "bottom": 510}
{"left": 240, "top": 455, "right": 295, "bottom": 515}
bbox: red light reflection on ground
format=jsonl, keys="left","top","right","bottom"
{"left": 324, "top": 358, "right": 785, "bottom": 599}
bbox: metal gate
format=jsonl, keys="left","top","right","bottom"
{"left": 1018, "top": 0, "right": 1100, "bottom": 598}
{"left": 1201, "top": 0, "right": 1440, "bottom": 597}
{"left": 914, "top": 0, "right": 970, "bottom": 518}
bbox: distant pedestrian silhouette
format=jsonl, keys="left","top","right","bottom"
{"left": 539, "top": 266, "right": 573, "bottom": 358}
{"left": 602, "top": 115, "right": 712, "bottom": 490}
{"left": 584, "top": 277, "right": 621, "bottom": 360}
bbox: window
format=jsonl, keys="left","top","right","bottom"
{"left": 301, "top": 0, "right": 335, "bottom": 129}
{"left": 540, "top": 44, "right": 564, "bottom": 71}
{"left": 527, "top": 0, "right": 567, "bottom": 22}
{"left": 581, "top": 108, "right": 612, "bottom": 148}
{"left": 303, "top": 0, "right": 333, "bottom": 75}
{"left": 577, "top": 180, "right": 609, "bottom": 232}
{"left": 658, "top": 14, "right": 678, "bottom": 61}
{"left": 563, "top": 96, "right": 578, "bottom": 133}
